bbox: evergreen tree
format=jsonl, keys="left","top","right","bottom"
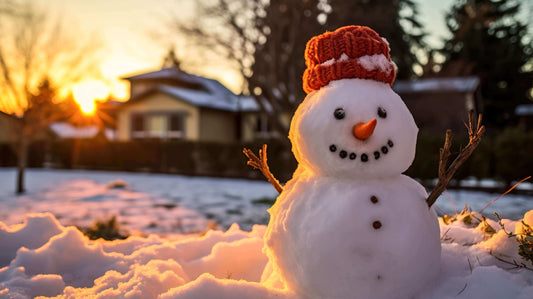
{"left": 440, "top": 0, "right": 533, "bottom": 128}
{"left": 248, "top": 0, "right": 426, "bottom": 135}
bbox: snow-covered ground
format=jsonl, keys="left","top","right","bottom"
{"left": 0, "top": 169, "right": 530, "bottom": 233}
{"left": 0, "top": 168, "right": 532, "bottom": 298}
{"left": 0, "top": 168, "right": 278, "bottom": 234}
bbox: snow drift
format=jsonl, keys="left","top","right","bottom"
{"left": 0, "top": 211, "right": 532, "bottom": 298}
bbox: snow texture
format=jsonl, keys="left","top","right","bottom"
{"left": 0, "top": 170, "right": 531, "bottom": 298}
{"left": 357, "top": 54, "right": 394, "bottom": 73}
{"left": 320, "top": 53, "right": 394, "bottom": 74}
{"left": 392, "top": 76, "right": 480, "bottom": 94}
{"left": 265, "top": 174, "right": 441, "bottom": 298}
{"left": 515, "top": 104, "right": 533, "bottom": 116}
{"left": 290, "top": 79, "right": 418, "bottom": 178}
{"left": 0, "top": 212, "right": 532, "bottom": 298}
{"left": 0, "top": 169, "right": 277, "bottom": 233}
{"left": 321, "top": 53, "right": 350, "bottom": 66}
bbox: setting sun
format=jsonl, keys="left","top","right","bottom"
{"left": 72, "top": 80, "right": 110, "bottom": 114}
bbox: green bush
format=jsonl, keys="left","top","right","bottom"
{"left": 82, "top": 215, "right": 128, "bottom": 241}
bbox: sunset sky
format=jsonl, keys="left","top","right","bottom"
{"left": 43, "top": 0, "right": 458, "bottom": 109}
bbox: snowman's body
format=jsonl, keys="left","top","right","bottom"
{"left": 263, "top": 79, "right": 441, "bottom": 299}
{"left": 265, "top": 173, "right": 440, "bottom": 299}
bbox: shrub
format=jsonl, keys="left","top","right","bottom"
{"left": 493, "top": 128, "right": 533, "bottom": 187}
{"left": 83, "top": 215, "right": 128, "bottom": 241}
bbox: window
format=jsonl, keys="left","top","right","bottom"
{"left": 255, "top": 115, "right": 267, "bottom": 132}
{"left": 169, "top": 114, "right": 182, "bottom": 131}
{"left": 168, "top": 114, "right": 184, "bottom": 139}
{"left": 130, "top": 113, "right": 185, "bottom": 140}
{"left": 148, "top": 115, "right": 166, "bottom": 138}
{"left": 131, "top": 114, "right": 146, "bottom": 138}
{"left": 254, "top": 114, "right": 272, "bottom": 139}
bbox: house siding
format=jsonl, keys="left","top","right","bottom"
{"left": 400, "top": 92, "right": 473, "bottom": 133}
{"left": 199, "top": 108, "right": 237, "bottom": 143}
{"left": 241, "top": 112, "right": 291, "bottom": 142}
{"left": 241, "top": 113, "right": 258, "bottom": 142}
{"left": 117, "top": 93, "right": 199, "bottom": 141}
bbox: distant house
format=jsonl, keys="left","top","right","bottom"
{"left": 116, "top": 68, "right": 481, "bottom": 141}
{"left": 393, "top": 76, "right": 481, "bottom": 134}
{"left": 49, "top": 122, "right": 116, "bottom": 140}
{"left": 116, "top": 67, "right": 267, "bottom": 143}
{"left": 515, "top": 104, "right": 533, "bottom": 130}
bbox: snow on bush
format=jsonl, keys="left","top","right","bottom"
{"left": 0, "top": 212, "right": 532, "bottom": 298}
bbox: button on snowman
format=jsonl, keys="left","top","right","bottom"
{"left": 263, "top": 26, "right": 441, "bottom": 299}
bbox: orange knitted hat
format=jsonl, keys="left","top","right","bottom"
{"left": 303, "top": 26, "right": 396, "bottom": 94}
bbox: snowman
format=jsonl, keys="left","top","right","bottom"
{"left": 262, "top": 26, "right": 441, "bottom": 299}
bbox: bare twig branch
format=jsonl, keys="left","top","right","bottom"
{"left": 479, "top": 176, "right": 531, "bottom": 213}
{"left": 427, "top": 112, "right": 485, "bottom": 207}
{"left": 438, "top": 130, "right": 452, "bottom": 179}
{"left": 489, "top": 251, "right": 533, "bottom": 271}
{"left": 243, "top": 144, "right": 283, "bottom": 194}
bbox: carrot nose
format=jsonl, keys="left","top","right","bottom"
{"left": 353, "top": 119, "right": 377, "bottom": 140}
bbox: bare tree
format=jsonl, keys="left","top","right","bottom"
{"left": 168, "top": 0, "right": 427, "bottom": 138}
{"left": 0, "top": 1, "right": 100, "bottom": 194}
{"left": 167, "top": 1, "right": 326, "bottom": 138}
{"left": 0, "top": 0, "right": 16, "bottom": 15}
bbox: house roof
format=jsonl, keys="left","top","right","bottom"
{"left": 122, "top": 68, "right": 260, "bottom": 112}
{"left": 393, "top": 76, "right": 480, "bottom": 94}
{"left": 49, "top": 122, "right": 116, "bottom": 139}
{"left": 123, "top": 67, "right": 203, "bottom": 87}
{"left": 50, "top": 122, "right": 99, "bottom": 138}
{"left": 515, "top": 104, "right": 533, "bottom": 116}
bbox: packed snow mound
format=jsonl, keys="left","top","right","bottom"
{"left": 264, "top": 174, "right": 441, "bottom": 299}
{"left": 0, "top": 212, "right": 532, "bottom": 298}
{"left": 282, "top": 72, "right": 435, "bottom": 298}
{"left": 290, "top": 79, "right": 418, "bottom": 178}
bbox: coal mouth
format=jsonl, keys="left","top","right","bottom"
{"left": 328, "top": 139, "right": 394, "bottom": 163}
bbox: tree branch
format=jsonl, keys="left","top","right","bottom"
{"left": 427, "top": 111, "right": 485, "bottom": 207}
{"left": 243, "top": 144, "right": 283, "bottom": 194}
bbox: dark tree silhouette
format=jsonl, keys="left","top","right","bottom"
{"left": 439, "top": 0, "right": 533, "bottom": 128}
{"left": 0, "top": 1, "right": 100, "bottom": 193}
{"left": 169, "top": 0, "right": 427, "bottom": 137}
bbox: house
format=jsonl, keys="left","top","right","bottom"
{"left": 49, "top": 122, "right": 116, "bottom": 140}
{"left": 116, "top": 67, "right": 481, "bottom": 142}
{"left": 393, "top": 76, "right": 481, "bottom": 134}
{"left": 515, "top": 104, "right": 533, "bottom": 130}
{"left": 116, "top": 67, "right": 265, "bottom": 143}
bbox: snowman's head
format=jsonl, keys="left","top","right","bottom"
{"left": 289, "top": 78, "right": 418, "bottom": 178}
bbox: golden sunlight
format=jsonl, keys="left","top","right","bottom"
{"left": 72, "top": 80, "right": 110, "bottom": 114}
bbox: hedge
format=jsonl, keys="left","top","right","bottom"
{"left": 0, "top": 128, "right": 530, "bottom": 185}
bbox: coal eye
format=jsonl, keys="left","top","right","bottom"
{"left": 334, "top": 108, "right": 345, "bottom": 120}
{"left": 377, "top": 107, "right": 387, "bottom": 118}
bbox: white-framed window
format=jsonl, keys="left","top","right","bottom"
{"left": 254, "top": 114, "right": 273, "bottom": 139}
{"left": 130, "top": 112, "right": 185, "bottom": 140}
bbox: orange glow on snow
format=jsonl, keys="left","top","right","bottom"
{"left": 72, "top": 80, "right": 110, "bottom": 115}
